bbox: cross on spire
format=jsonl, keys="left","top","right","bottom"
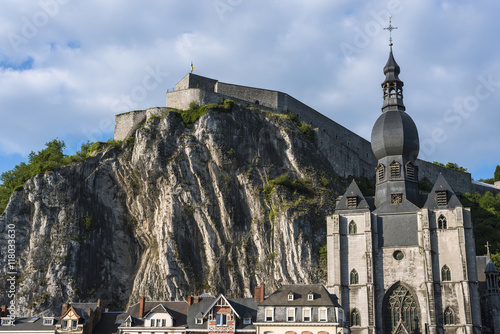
{"left": 384, "top": 16, "right": 398, "bottom": 46}
{"left": 486, "top": 241, "right": 491, "bottom": 261}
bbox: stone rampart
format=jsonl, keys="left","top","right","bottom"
{"left": 415, "top": 160, "right": 472, "bottom": 195}
{"left": 216, "top": 82, "right": 279, "bottom": 110}
{"left": 114, "top": 107, "right": 168, "bottom": 141}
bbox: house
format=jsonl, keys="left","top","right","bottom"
{"left": 185, "top": 291, "right": 259, "bottom": 334}
{"left": 92, "top": 311, "right": 124, "bottom": 334}
{"left": 116, "top": 297, "right": 188, "bottom": 334}
{"left": 56, "top": 301, "right": 103, "bottom": 334}
{"left": 254, "top": 284, "right": 346, "bottom": 334}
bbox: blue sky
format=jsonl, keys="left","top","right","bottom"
{"left": 0, "top": 0, "right": 499, "bottom": 182}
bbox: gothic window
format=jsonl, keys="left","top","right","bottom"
{"left": 438, "top": 215, "right": 447, "bottom": 229}
{"left": 350, "top": 269, "right": 359, "bottom": 285}
{"left": 444, "top": 307, "right": 455, "bottom": 325}
{"left": 436, "top": 191, "right": 448, "bottom": 206}
{"left": 406, "top": 162, "right": 415, "bottom": 181}
{"left": 351, "top": 309, "right": 360, "bottom": 326}
{"left": 348, "top": 220, "right": 357, "bottom": 234}
{"left": 384, "top": 284, "right": 419, "bottom": 334}
{"left": 391, "top": 193, "right": 403, "bottom": 204}
{"left": 441, "top": 265, "right": 451, "bottom": 281}
{"left": 347, "top": 196, "right": 357, "bottom": 209}
{"left": 378, "top": 164, "right": 386, "bottom": 182}
{"left": 390, "top": 161, "right": 401, "bottom": 178}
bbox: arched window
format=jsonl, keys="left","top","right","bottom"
{"left": 406, "top": 162, "right": 415, "bottom": 181}
{"left": 438, "top": 215, "right": 447, "bottom": 229}
{"left": 442, "top": 265, "right": 451, "bottom": 281}
{"left": 377, "top": 164, "right": 385, "bottom": 182}
{"left": 350, "top": 269, "right": 359, "bottom": 285}
{"left": 390, "top": 161, "right": 401, "bottom": 178}
{"left": 351, "top": 309, "right": 360, "bottom": 326}
{"left": 444, "top": 307, "right": 455, "bottom": 325}
{"left": 349, "top": 220, "right": 357, "bottom": 234}
{"left": 384, "top": 283, "right": 419, "bottom": 333}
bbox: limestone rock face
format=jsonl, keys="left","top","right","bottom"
{"left": 0, "top": 106, "right": 343, "bottom": 315}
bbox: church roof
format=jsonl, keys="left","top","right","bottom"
{"left": 423, "top": 173, "right": 463, "bottom": 209}
{"left": 486, "top": 260, "right": 498, "bottom": 273}
{"left": 335, "top": 180, "right": 371, "bottom": 211}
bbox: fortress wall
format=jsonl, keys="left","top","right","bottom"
{"left": 114, "top": 110, "right": 148, "bottom": 141}
{"left": 215, "top": 82, "right": 279, "bottom": 110}
{"left": 277, "top": 92, "right": 377, "bottom": 179}
{"left": 166, "top": 89, "right": 222, "bottom": 109}
{"left": 175, "top": 73, "right": 217, "bottom": 91}
{"left": 471, "top": 182, "right": 500, "bottom": 195}
{"left": 415, "top": 160, "right": 472, "bottom": 194}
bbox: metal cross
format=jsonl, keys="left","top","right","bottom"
{"left": 384, "top": 16, "right": 398, "bottom": 46}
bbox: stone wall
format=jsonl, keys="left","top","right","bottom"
{"left": 114, "top": 107, "right": 168, "bottom": 141}
{"left": 415, "top": 160, "right": 472, "bottom": 195}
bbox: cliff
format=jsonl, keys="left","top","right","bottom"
{"left": 0, "top": 104, "right": 346, "bottom": 315}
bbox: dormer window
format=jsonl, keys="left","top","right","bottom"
{"left": 307, "top": 292, "right": 314, "bottom": 301}
{"left": 288, "top": 292, "right": 294, "bottom": 301}
{"left": 216, "top": 314, "right": 227, "bottom": 326}
{"left": 196, "top": 317, "right": 203, "bottom": 325}
{"left": 243, "top": 317, "right": 251, "bottom": 325}
{"left": 347, "top": 196, "right": 357, "bottom": 209}
{"left": 43, "top": 317, "right": 54, "bottom": 326}
{"left": 436, "top": 191, "right": 448, "bottom": 206}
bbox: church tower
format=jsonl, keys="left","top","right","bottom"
{"left": 326, "top": 19, "right": 482, "bottom": 334}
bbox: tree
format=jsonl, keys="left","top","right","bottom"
{"left": 495, "top": 165, "right": 500, "bottom": 182}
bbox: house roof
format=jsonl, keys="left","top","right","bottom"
{"left": 116, "top": 301, "right": 188, "bottom": 327}
{"left": 92, "top": 312, "right": 123, "bottom": 334}
{"left": 258, "top": 284, "right": 340, "bottom": 307}
{"left": 185, "top": 296, "right": 258, "bottom": 330}
{"left": 0, "top": 317, "right": 58, "bottom": 332}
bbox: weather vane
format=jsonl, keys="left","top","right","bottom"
{"left": 384, "top": 16, "right": 397, "bottom": 46}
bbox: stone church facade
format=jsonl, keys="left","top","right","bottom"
{"left": 326, "top": 45, "right": 486, "bottom": 334}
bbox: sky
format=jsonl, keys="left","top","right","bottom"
{"left": 0, "top": 0, "right": 499, "bottom": 182}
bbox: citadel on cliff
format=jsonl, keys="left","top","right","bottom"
{"left": 2, "top": 26, "right": 500, "bottom": 334}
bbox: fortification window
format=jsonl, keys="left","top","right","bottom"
{"left": 349, "top": 220, "right": 357, "bottom": 234}
{"left": 436, "top": 191, "right": 448, "bottom": 206}
{"left": 347, "top": 196, "right": 357, "bottom": 209}
{"left": 438, "top": 215, "right": 447, "bottom": 229}
{"left": 351, "top": 309, "right": 360, "bottom": 326}
{"left": 377, "top": 164, "right": 386, "bottom": 182}
{"left": 441, "top": 265, "right": 451, "bottom": 281}
{"left": 390, "top": 161, "right": 401, "bottom": 178}
{"left": 350, "top": 269, "right": 359, "bottom": 285}
{"left": 444, "top": 307, "right": 455, "bottom": 325}
{"left": 391, "top": 193, "right": 403, "bottom": 204}
{"left": 406, "top": 162, "right": 415, "bottom": 181}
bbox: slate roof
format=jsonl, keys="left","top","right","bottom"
{"left": 185, "top": 296, "right": 258, "bottom": 330}
{"left": 258, "top": 284, "right": 340, "bottom": 307}
{"left": 116, "top": 301, "right": 188, "bottom": 327}
{"left": 423, "top": 173, "right": 463, "bottom": 209}
{"left": 92, "top": 312, "right": 123, "bottom": 334}
{"left": 335, "top": 180, "right": 371, "bottom": 211}
{"left": 0, "top": 317, "right": 58, "bottom": 332}
{"left": 486, "top": 260, "right": 498, "bottom": 273}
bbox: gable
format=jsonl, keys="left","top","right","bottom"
{"left": 62, "top": 307, "right": 81, "bottom": 321}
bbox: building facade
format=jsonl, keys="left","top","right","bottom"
{"left": 326, "top": 43, "right": 482, "bottom": 334}
{"left": 254, "top": 284, "right": 346, "bottom": 334}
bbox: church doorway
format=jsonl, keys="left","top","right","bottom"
{"left": 383, "top": 283, "right": 421, "bottom": 334}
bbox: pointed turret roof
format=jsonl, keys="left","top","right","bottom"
{"left": 486, "top": 260, "right": 498, "bottom": 274}
{"left": 383, "top": 47, "right": 402, "bottom": 83}
{"left": 423, "top": 173, "right": 463, "bottom": 209}
{"left": 335, "top": 180, "right": 370, "bottom": 211}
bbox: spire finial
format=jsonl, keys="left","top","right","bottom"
{"left": 486, "top": 241, "right": 491, "bottom": 261}
{"left": 384, "top": 16, "right": 398, "bottom": 47}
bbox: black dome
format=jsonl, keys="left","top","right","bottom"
{"left": 371, "top": 110, "right": 419, "bottom": 161}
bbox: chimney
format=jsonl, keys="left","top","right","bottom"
{"left": 61, "top": 303, "right": 69, "bottom": 316}
{"left": 187, "top": 296, "right": 192, "bottom": 306}
{"left": 1, "top": 305, "right": 6, "bottom": 316}
{"left": 254, "top": 283, "right": 265, "bottom": 303}
{"left": 97, "top": 299, "right": 102, "bottom": 308}
{"left": 139, "top": 297, "right": 145, "bottom": 318}
{"left": 105, "top": 308, "right": 109, "bottom": 313}
{"left": 193, "top": 296, "right": 200, "bottom": 304}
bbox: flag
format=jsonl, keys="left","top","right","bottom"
{"left": 190, "top": 62, "right": 193, "bottom": 73}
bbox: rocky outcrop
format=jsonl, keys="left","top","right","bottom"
{"left": 0, "top": 105, "right": 345, "bottom": 315}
